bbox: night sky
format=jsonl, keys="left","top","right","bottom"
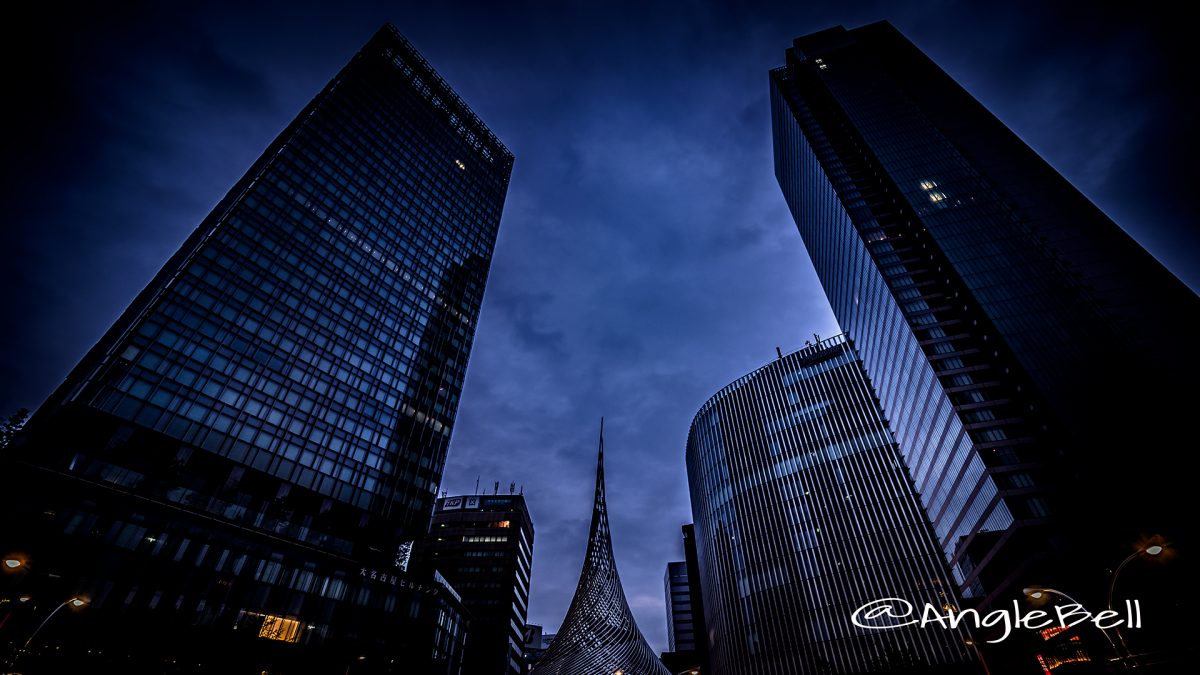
{"left": 3, "top": 0, "right": 1196, "bottom": 653}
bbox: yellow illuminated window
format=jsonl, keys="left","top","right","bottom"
{"left": 259, "top": 615, "right": 302, "bottom": 643}
{"left": 919, "top": 180, "right": 938, "bottom": 190}
{"left": 497, "top": 520, "right": 511, "bottom": 528}
{"left": 928, "top": 191, "right": 946, "bottom": 203}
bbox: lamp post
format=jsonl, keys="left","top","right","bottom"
{"left": 7, "top": 597, "right": 87, "bottom": 670}
{"left": 1107, "top": 544, "right": 1165, "bottom": 669}
{"left": 1023, "top": 587, "right": 1124, "bottom": 668}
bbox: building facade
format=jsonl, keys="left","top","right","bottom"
{"left": 770, "top": 21, "right": 1197, "bottom": 638}
{"left": 680, "top": 524, "right": 709, "bottom": 672}
{"left": 664, "top": 561, "right": 694, "bottom": 652}
{"left": 530, "top": 424, "right": 669, "bottom": 675}
{"left": 521, "top": 624, "right": 554, "bottom": 673}
{"left": 423, "top": 494, "right": 534, "bottom": 675}
{"left": 686, "top": 336, "right": 973, "bottom": 675}
{"left": 1, "top": 24, "right": 511, "bottom": 672}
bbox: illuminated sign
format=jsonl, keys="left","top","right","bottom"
{"left": 358, "top": 567, "right": 439, "bottom": 595}
{"left": 465, "top": 496, "right": 481, "bottom": 509}
{"left": 443, "top": 497, "right": 464, "bottom": 511}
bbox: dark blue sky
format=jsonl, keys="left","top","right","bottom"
{"left": 3, "top": 0, "right": 1196, "bottom": 652}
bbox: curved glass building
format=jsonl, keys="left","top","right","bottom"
{"left": 686, "top": 336, "right": 973, "bottom": 674}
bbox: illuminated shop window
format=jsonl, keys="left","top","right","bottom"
{"left": 259, "top": 615, "right": 302, "bottom": 642}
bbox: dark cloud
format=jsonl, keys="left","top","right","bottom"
{"left": 2, "top": 0, "right": 1194, "bottom": 652}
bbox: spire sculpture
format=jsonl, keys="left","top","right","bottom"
{"left": 531, "top": 420, "right": 670, "bottom": 675}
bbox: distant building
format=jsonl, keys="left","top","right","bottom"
{"left": 0, "top": 23, "right": 511, "bottom": 673}
{"left": 530, "top": 423, "right": 669, "bottom": 675}
{"left": 687, "top": 336, "right": 973, "bottom": 674}
{"left": 660, "top": 557, "right": 702, "bottom": 674}
{"left": 664, "top": 561, "right": 694, "bottom": 652}
{"left": 681, "top": 524, "right": 709, "bottom": 672}
{"left": 522, "top": 624, "right": 552, "bottom": 673}
{"left": 423, "top": 493, "right": 534, "bottom": 675}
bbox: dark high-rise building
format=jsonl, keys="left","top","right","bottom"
{"left": 772, "top": 18, "right": 1195, "bottom": 662}
{"left": 686, "top": 336, "right": 972, "bottom": 675}
{"left": 530, "top": 424, "right": 669, "bottom": 675}
{"left": 663, "top": 561, "right": 694, "bottom": 652}
{"left": 680, "top": 524, "right": 709, "bottom": 672}
{"left": 770, "top": 22, "right": 1196, "bottom": 659}
{"left": 660, "top": 526, "right": 707, "bottom": 675}
{"left": 423, "top": 494, "right": 534, "bottom": 675}
{"left": 659, "top": 557, "right": 701, "bottom": 675}
{"left": 1, "top": 23, "right": 511, "bottom": 672}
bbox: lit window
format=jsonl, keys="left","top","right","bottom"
{"left": 928, "top": 191, "right": 946, "bottom": 203}
{"left": 454, "top": 159, "right": 466, "bottom": 170}
{"left": 259, "top": 615, "right": 302, "bottom": 643}
{"left": 814, "top": 58, "right": 827, "bottom": 70}
{"left": 497, "top": 520, "right": 511, "bottom": 528}
{"left": 919, "top": 180, "right": 938, "bottom": 190}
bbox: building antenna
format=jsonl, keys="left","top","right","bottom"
{"left": 475, "top": 476, "right": 480, "bottom": 495}
{"left": 775, "top": 346, "right": 783, "bottom": 359}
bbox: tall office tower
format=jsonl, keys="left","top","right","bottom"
{"left": 0, "top": 24, "right": 511, "bottom": 672}
{"left": 770, "top": 20, "right": 1197, "bottom": 634}
{"left": 423, "top": 493, "right": 535, "bottom": 675}
{"left": 663, "top": 562, "right": 694, "bottom": 652}
{"left": 530, "top": 425, "right": 670, "bottom": 675}
{"left": 686, "top": 336, "right": 972, "bottom": 675}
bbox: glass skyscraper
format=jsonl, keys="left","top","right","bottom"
{"left": 771, "top": 21, "right": 1196, "bottom": 667}
{"left": 1, "top": 24, "right": 511, "bottom": 672}
{"left": 687, "top": 336, "right": 972, "bottom": 674}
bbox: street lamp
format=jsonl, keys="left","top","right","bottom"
{"left": 8, "top": 597, "right": 88, "bottom": 670}
{"left": 1107, "top": 543, "right": 1167, "bottom": 668}
{"left": 1023, "top": 587, "right": 1123, "bottom": 664}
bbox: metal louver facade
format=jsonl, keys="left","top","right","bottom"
{"left": 531, "top": 424, "right": 670, "bottom": 675}
{"left": 686, "top": 336, "right": 973, "bottom": 674}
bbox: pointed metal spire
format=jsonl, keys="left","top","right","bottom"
{"left": 530, "top": 419, "right": 669, "bottom": 675}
